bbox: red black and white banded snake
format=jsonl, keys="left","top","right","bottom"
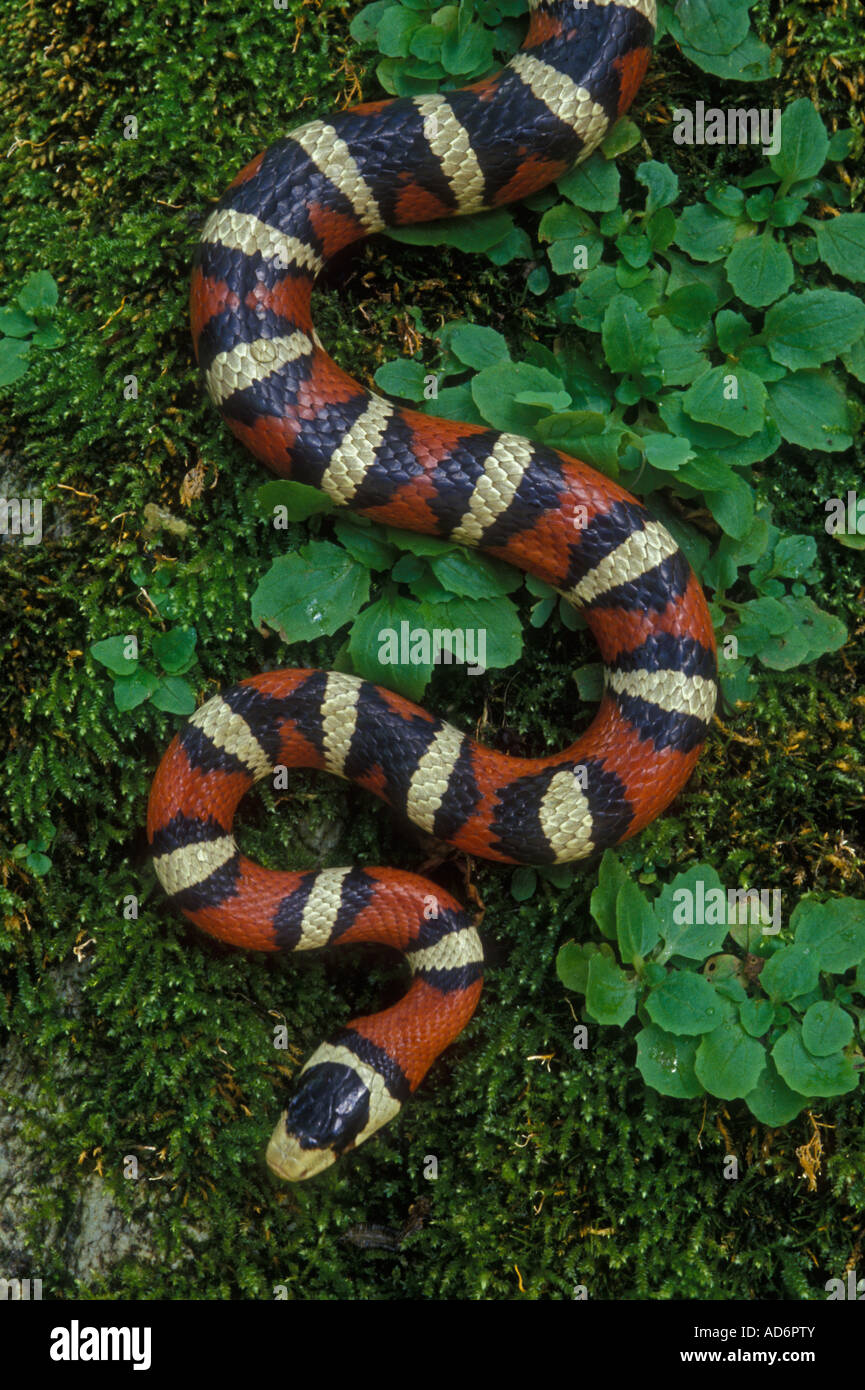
{"left": 147, "top": 0, "right": 717, "bottom": 1180}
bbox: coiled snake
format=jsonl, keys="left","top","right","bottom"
{"left": 147, "top": 0, "right": 717, "bottom": 1180}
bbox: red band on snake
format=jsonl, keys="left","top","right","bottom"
{"left": 147, "top": 0, "right": 717, "bottom": 1180}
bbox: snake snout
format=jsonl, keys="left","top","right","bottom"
{"left": 266, "top": 1112, "right": 337, "bottom": 1182}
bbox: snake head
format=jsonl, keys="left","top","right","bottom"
{"left": 266, "top": 1047, "right": 402, "bottom": 1181}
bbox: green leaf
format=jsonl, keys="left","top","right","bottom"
{"left": 255, "top": 479, "right": 335, "bottom": 522}
{"left": 26, "top": 851, "right": 52, "bottom": 876}
{"left": 734, "top": 594, "right": 793, "bottom": 638}
{"left": 418, "top": 385, "right": 476, "bottom": 426}
{"left": 556, "top": 940, "right": 594, "bottom": 992}
{"left": 440, "top": 22, "right": 494, "bottom": 75}
{"left": 801, "top": 1001, "right": 854, "bottom": 1057}
{"left": 706, "top": 183, "right": 746, "bottom": 218}
{"left": 573, "top": 663, "right": 603, "bottom": 701}
{"left": 655, "top": 864, "right": 729, "bottom": 960}
{"left": 0, "top": 304, "right": 37, "bottom": 337}
{"left": 779, "top": 597, "right": 847, "bottom": 664}
{"left": 647, "top": 972, "right": 726, "bottom": 1036}
{"left": 616, "top": 880, "right": 659, "bottom": 965}
{"left": 347, "top": 591, "right": 434, "bottom": 702}
{"left": 661, "top": 284, "right": 717, "bottom": 332}
{"left": 763, "top": 290, "right": 865, "bottom": 370}
{"left": 733, "top": 594, "right": 846, "bottom": 669}
{"left": 616, "top": 232, "right": 651, "bottom": 269}
{"left": 556, "top": 155, "right": 620, "bottom": 212}
{"left": 349, "top": 1, "right": 393, "bottom": 45}
{"left": 815, "top": 213, "right": 865, "bottom": 282}
{"left": 332, "top": 518, "right": 396, "bottom": 570}
{"left": 758, "top": 944, "right": 821, "bottom": 1003}
{"left": 648, "top": 208, "right": 677, "bottom": 255}
{"left": 585, "top": 954, "right": 637, "bottom": 1026}
{"left": 374, "top": 358, "right": 428, "bottom": 400}
{"left": 771, "top": 533, "right": 817, "bottom": 578}
{"left": 152, "top": 626, "right": 197, "bottom": 674}
{"left": 447, "top": 322, "right": 510, "bottom": 369}
{"left": 724, "top": 236, "right": 794, "bottom": 307}
{"left": 150, "top": 676, "right": 197, "bottom": 715}
{"left": 486, "top": 224, "right": 534, "bottom": 266}
{"left": 705, "top": 483, "right": 756, "bottom": 542}
{"left": 643, "top": 433, "right": 693, "bottom": 471}
{"left": 791, "top": 898, "right": 865, "bottom": 972}
{"left": 636, "top": 160, "right": 679, "bottom": 213}
{"left": 601, "top": 297, "right": 658, "bottom": 374}
{"left": 695, "top": 1015, "right": 767, "bottom": 1099}
{"left": 511, "top": 867, "right": 537, "bottom": 903}
{"left": 670, "top": 0, "right": 749, "bottom": 55}
{"left": 251, "top": 540, "right": 370, "bottom": 644}
{"left": 674, "top": 204, "right": 738, "bottom": 263}
{"left": 472, "top": 360, "right": 569, "bottom": 433}
{"left": 513, "top": 387, "right": 571, "bottom": 412}
{"left": 739, "top": 997, "right": 774, "bottom": 1038}
{"left": 377, "top": 4, "right": 422, "bottom": 56}
{"left": 90, "top": 634, "right": 139, "bottom": 676}
{"left": 409, "top": 24, "right": 444, "bottom": 63}
{"left": 589, "top": 850, "right": 628, "bottom": 941}
{"left": 715, "top": 309, "right": 750, "bottom": 353}
{"left": 658, "top": 396, "right": 779, "bottom": 466}
{"left": 16, "top": 270, "right": 59, "bottom": 318}
{"left": 770, "top": 99, "right": 829, "bottom": 186}
{"left": 827, "top": 128, "right": 855, "bottom": 160}
{"left": 772, "top": 1024, "right": 859, "bottom": 1098}
{"left": 536, "top": 410, "right": 606, "bottom": 443}
{"left": 678, "top": 32, "right": 778, "bottom": 81}
{"left": 635, "top": 1025, "right": 704, "bottom": 1099}
{"left": 600, "top": 118, "right": 641, "bottom": 158}
{"left": 842, "top": 333, "right": 865, "bottom": 384}
{"left": 428, "top": 550, "right": 520, "bottom": 599}
{"left": 387, "top": 209, "right": 515, "bottom": 253}
{"left": 736, "top": 345, "right": 786, "bottom": 381}
{"left": 682, "top": 366, "right": 767, "bottom": 438}
{"left": 769, "top": 197, "right": 808, "bottom": 229}
{"left": 743, "top": 1055, "right": 810, "bottom": 1125}
{"left": 703, "top": 516, "right": 769, "bottom": 593}
{"left": 0, "top": 337, "right": 30, "bottom": 386}
{"left": 385, "top": 527, "right": 456, "bottom": 557}
{"left": 431, "top": 595, "right": 522, "bottom": 670}
{"left": 113, "top": 668, "right": 159, "bottom": 711}
{"left": 31, "top": 323, "right": 62, "bottom": 349}
{"left": 394, "top": 555, "right": 432, "bottom": 588}
{"left": 766, "top": 370, "right": 853, "bottom": 452}
{"left": 654, "top": 319, "right": 710, "bottom": 387}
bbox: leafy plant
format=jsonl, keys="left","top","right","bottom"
{"left": 90, "top": 625, "right": 199, "bottom": 713}
{"left": 369, "top": 97, "right": 861, "bottom": 707}
{"left": 350, "top": 0, "right": 781, "bottom": 95}
{"left": 350, "top": 0, "right": 528, "bottom": 95}
{"left": 0, "top": 271, "right": 63, "bottom": 387}
{"left": 557, "top": 853, "right": 865, "bottom": 1124}
{"left": 657, "top": 0, "right": 779, "bottom": 82}
{"left": 10, "top": 823, "right": 56, "bottom": 877}
{"left": 251, "top": 481, "right": 523, "bottom": 701}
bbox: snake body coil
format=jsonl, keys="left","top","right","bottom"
{"left": 147, "top": 0, "right": 717, "bottom": 1180}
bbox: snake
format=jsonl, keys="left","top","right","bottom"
{"left": 147, "top": 0, "right": 717, "bottom": 1181}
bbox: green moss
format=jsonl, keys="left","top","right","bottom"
{"left": 1, "top": 0, "right": 862, "bottom": 1300}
